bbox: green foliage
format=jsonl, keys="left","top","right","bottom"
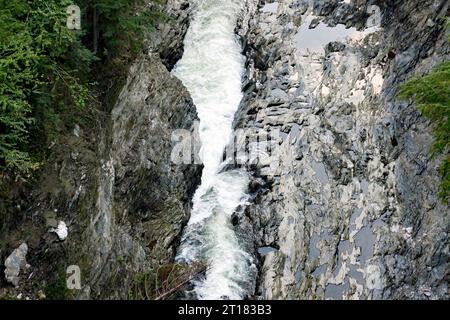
{"left": 89, "top": 0, "right": 165, "bottom": 55}
{"left": 398, "top": 61, "right": 450, "bottom": 202}
{"left": 0, "top": 0, "right": 94, "bottom": 176}
{"left": 0, "top": 0, "right": 162, "bottom": 178}
{"left": 0, "top": 2, "right": 38, "bottom": 173}
{"left": 129, "top": 262, "right": 206, "bottom": 300}
{"left": 77, "top": 0, "right": 166, "bottom": 110}
{"left": 45, "top": 266, "right": 70, "bottom": 300}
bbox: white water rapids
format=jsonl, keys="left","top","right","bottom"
{"left": 172, "top": 0, "right": 255, "bottom": 300}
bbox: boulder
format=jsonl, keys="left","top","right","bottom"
{"left": 4, "top": 243, "right": 28, "bottom": 286}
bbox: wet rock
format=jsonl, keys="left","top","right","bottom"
{"left": 231, "top": 212, "right": 240, "bottom": 226}
{"left": 0, "top": 0, "right": 200, "bottom": 300}
{"left": 80, "top": 1, "right": 201, "bottom": 298}
{"left": 235, "top": 0, "right": 449, "bottom": 300}
{"left": 147, "top": 0, "right": 192, "bottom": 70}
{"left": 73, "top": 124, "right": 81, "bottom": 137}
{"left": 258, "top": 246, "right": 278, "bottom": 257}
{"left": 326, "top": 41, "right": 346, "bottom": 53}
{"left": 4, "top": 243, "right": 28, "bottom": 286}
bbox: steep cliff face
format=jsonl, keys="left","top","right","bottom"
{"left": 0, "top": 0, "right": 198, "bottom": 299}
{"left": 234, "top": 0, "right": 449, "bottom": 299}
{"left": 85, "top": 52, "right": 200, "bottom": 299}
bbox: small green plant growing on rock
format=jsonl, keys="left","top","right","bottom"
{"left": 398, "top": 61, "right": 450, "bottom": 202}
{"left": 45, "top": 266, "right": 70, "bottom": 300}
{"left": 397, "top": 19, "right": 449, "bottom": 202}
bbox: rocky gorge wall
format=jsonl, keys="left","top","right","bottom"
{"left": 1, "top": 0, "right": 448, "bottom": 301}
{"left": 233, "top": 0, "right": 449, "bottom": 299}
{"left": 0, "top": 0, "right": 198, "bottom": 300}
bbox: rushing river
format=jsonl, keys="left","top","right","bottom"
{"left": 172, "top": 0, "right": 255, "bottom": 300}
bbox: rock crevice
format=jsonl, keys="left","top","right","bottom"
{"left": 0, "top": 0, "right": 199, "bottom": 300}
{"left": 234, "top": 0, "right": 449, "bottom": 300}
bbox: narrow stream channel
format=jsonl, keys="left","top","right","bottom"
{"left": 172, "top": 0, "right": 255, "bottom": 300}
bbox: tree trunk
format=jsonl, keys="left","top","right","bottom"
{"left": 93, "top": 5, "right": 98, "bottom": 54}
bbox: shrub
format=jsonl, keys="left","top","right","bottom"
{"left": 0, "top": 0, "right": 163, "bottom": 178}
{"left": 398, "top": 61, "right": 450, "bottom": 202}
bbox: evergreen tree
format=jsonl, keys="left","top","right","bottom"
{"left": 0, "top": 0, "right": 162, "bottom": 178}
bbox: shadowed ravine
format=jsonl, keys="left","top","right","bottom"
{"left": 172, "top": 0, "right": 256, "bottom": 300}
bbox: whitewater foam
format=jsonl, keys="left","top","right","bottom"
{"left": 172, "top": 0, "right": 255, "bottom": 300}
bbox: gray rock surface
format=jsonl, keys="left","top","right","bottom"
{"left": 74, "top": 0, "right": 200, "bottom": 299}
{"left": 1, "top": 0, "right": 448, "bottom": 301}
{"left": 4, "top": 243, "right": 28, "bottom": 287}
{"left": 83, "top": 50, "right": 201, "bottom": 299}
{"left": 233, "top": 0, "right": 449, "bottom": 299}
{"left": 0, "top": 0, "right": 199, "bottom": 300}
{"left": 147, "top": 0, "right": 192, "bottom": 70}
